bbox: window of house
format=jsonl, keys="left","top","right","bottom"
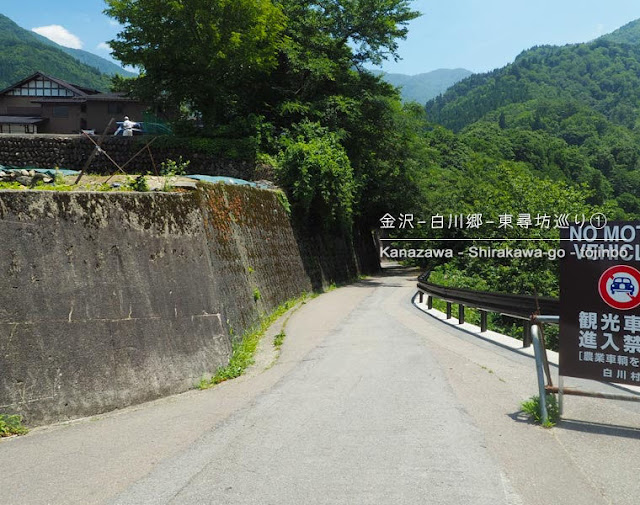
{"left": 8, "top": 78, "right": 76, "bottom": 98}
{"left": 108, "top": 103, "right": 124, "bottom": 114}
{"left": 53, "top": 106, "right": 69, "bottom": 118}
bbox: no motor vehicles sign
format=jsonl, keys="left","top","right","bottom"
{"left": 560, "top": 222, "right": 640, "bottom": 386}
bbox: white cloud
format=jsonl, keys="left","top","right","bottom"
{"left": 32, "top": 25, "right": 83, "bottom": 49}
{"left": 97, "top": 42, "right": 111, "bottom": 52}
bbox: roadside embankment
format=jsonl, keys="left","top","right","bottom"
{"left": 0, "top": 184, "right": 376, "bottom": 425}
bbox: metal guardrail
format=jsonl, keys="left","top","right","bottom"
{"left": 416, "top": 272, "right": 562, "bottom": 423}
{"left": 417, "top": 273, "right": 640, "bottom": 425}
{"left": 416, "top": 272, "right": 560, "bottom": 347}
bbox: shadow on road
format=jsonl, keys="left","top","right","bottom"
{"left": 347, "top": 264, "right": 420, "bottom": 289}
{"left": 508, "top": 411, "right": 640, "bottom": 439}
{"left": 555, "top": 418, "right": 640, "bottom": 440}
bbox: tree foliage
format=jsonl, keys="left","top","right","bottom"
{"left": 105, "top": 0, "right": 287, "bottom": 126}
{"left": 276, "top": 121, "right": 354, "bottom": 230}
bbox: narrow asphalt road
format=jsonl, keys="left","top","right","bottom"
{"left": 2, "top": 267, "right": 640, "bottom": 504}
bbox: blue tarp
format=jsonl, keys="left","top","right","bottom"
{"left": 186, "top": 175, "right": 268, "bottom": 188}
{"left": 0, "top": 166, "right": 80, "bottom": 176}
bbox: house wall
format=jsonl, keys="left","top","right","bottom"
{"left": 38, "top": 103, "right": 84, "bottom": 134}
{"left": 0, "top": 96, "right": 42, "bottom": 117}
{"left": 0, "top": 95, "right": 146, "bottom": 135}
{"left": 86, "top": 101, "right": 147, "bottom": 133}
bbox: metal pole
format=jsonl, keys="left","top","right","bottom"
{"left": 446, "top": 302, "right": 452, "bottom": 319}
{"left": 531, "top": 323, "right": 548, "bottom": 425}
{"left": 419, "top": 291, "right": 424, "bottom": 304}
{"left": 545, "top": 385, "right": 640, "bottom": 403}
{"left": 480, "top": 310, "right": 488, "bottom": 332}
{"left": 427, "top": 296, "right": 432, "bottom": 310}
{"left": 458, "top": 304, "right": 465, "bottom": 325}
{"left": 558, "top": 375, "right": 564, "bottom": 416}
{"left": 523, "top": 321, "right": 532, "bottom": 348}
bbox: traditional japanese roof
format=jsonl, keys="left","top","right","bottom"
{"left": 30, "top": 98, "right": 85, "bottom": 104}
{"left": 1, "top": 72, "right": 140, "bottom": 106}
{"left": 0, "top": 71, "right": 100, "bottom": 97}
{"left": 0, "top": 116, "right": 47, "bottom": 124}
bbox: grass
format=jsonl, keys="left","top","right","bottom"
{"left": 273, "top": 331, "right": 286, "bottom": 349}
{"left": 197, "top": 275, "right": 360, "bottom": 390}
{"left": 198, "top": 294, "right": 308, "bottom": 389}
{"left": 521, "top": 394, "right": 560, "bottom": 428}
{"left": 0, "top": 414, "right": 28, "bottom": 437}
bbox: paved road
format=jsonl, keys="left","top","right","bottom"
{"left": 2, "top": 267, "right": 640, "bottom": 504}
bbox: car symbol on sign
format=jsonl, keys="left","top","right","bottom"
{"left": 611, "top": 276, "right": 635, "bottom": 295}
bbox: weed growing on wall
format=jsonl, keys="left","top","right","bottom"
{"left": 160, "top": 157, "right": 190, "bottom": 191}
{"left": 0, "top": 414, "right": 28, "bottom": 437}
{"left": 198, "top": 294, "right": 308, "bottom": 389}
{"left": 127, "top": 175, "right": 150, "bottom": 192}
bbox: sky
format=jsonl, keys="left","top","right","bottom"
{"left": 2, "top": 0, "right": 640, "bottom": 75}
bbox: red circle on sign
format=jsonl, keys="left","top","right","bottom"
{"left": 598, "top": 265, "right": 640, "bottom": 310}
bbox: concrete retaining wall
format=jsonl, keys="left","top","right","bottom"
{"left": 0, "top": 185, "right": 326, "bottom": 426}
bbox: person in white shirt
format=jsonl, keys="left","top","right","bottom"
{"left": 122, "top": 116, "right": 135, "bottom": 136}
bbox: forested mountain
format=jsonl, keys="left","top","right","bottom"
{"left": 388, "top": 18, "right": 640, "bottom": 319}
{"left": 425, "top": 39, "right": 640, "bottom": 132}
{"left": 375, "top": 68, "right": 472, "bottom": 103}
{"left": 30, "top": 32, "right": 135, "bottom": 78}
{"left": 0, "top": 13, "right": 114, "bottom": 90}
{"left": 421, "top": 19, "right": 640, "bottom": 215}
{"left": 599, "top": 18, "right": 640, "bottom": 46}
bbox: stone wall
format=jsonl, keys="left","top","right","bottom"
{"left": 0, "top": 134, "right": 266, "bottom": 179}
{"left": 0, "top": 184, "right": 377, "bottom": 426}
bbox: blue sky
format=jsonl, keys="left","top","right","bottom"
{"left": 3, "top": 1, "right": 640, "bottom": 75}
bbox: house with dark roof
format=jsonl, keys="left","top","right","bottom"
{"left": 0, "top": 72, "right": 146, "bottom": 134}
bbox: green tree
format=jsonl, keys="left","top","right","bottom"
{"left": 276, "top": 121, "right": 355, "bottom": 230}
{"left": 104, "top": 0, "right": 287, "bottom": 126}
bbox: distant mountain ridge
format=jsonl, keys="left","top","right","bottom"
{"left": 0, "top": 13, "right": 130, "bottom": 91}
{"left": 30, "top": 32, "right": 135, "bottom": 79}
{"left": 425, "top": 19, "right": 640, "bottom": 132}
{"left": 373, "top": 68, "right": 473, "bottom": 104}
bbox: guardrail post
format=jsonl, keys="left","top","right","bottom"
{"left": 427, "top": 295, "right": 432, "bottom": 310}
{"left": 446, "top": 302, "right": 452, "bottom": 319}
{"left": 458, "top": 304, "right": 465, "bottom": 325}
{"left": 523, "top": 321, "right": 532, "bottom": 348}
{"left": 480, "top": 311, "right": 488, "bottom": 332}
{"left": 418, "top": 291, "right": 424, "bottom": 304}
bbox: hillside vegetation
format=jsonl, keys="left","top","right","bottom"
{"left": 31, "top": 31, "right": 135, "bottom": 78}
{"left": 405, "top": 17, "right": 640, "bottom": 327}
{"left": 0, "top": 13, "right": 113, "bottom": 90}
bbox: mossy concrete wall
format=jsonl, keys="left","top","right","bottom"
{"left": 0, "top": 185, "right": 320, "bottom": 426}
